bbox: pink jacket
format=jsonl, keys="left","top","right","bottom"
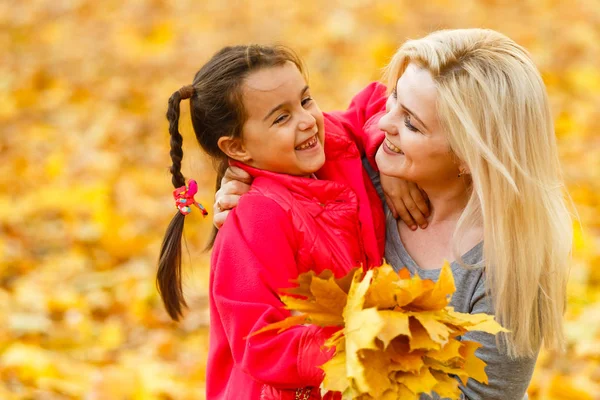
{"left": 206, "top": 83, "right": 387, "bottom": 400}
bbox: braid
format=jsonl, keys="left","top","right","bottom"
{"left": 158, "top": 86, "right": 197, "bottom": 321}
{"left": 166, "top": 90, "right": 187, "bottom": 188}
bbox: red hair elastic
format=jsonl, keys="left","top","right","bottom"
{"left": 173, "top": 180, "right": 208, "bottom": 216}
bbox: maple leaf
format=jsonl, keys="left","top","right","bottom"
{"left": 409, "top": 261, "right": 456, "bottom": 310}
{"left": 321, "top": 350, "right": 349, "bottom": 393}
{"left": 460, "top": 340, "right": 488, "bottom": 385}
{"left": 393, "top": 366, "right": 439, "bottom": 396}
{"left": 364, "top": 265, "right": 401, "bottom": 309}
{"left": 247, "top": 314, "right": 309, "bottom": 337}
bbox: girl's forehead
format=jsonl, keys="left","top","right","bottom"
{"left": 242, "top": 63, "right": 308, "bottom": 117}
{"left": 243, "top": 62, "right": 305, "bottom": 94}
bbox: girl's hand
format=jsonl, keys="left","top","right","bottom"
{"left": 380, "top": 172, "right": 430, "bottom": 230}
{"left": 213, "top": 166, "right": 253, "bottom": 229}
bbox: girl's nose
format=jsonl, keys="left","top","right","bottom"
{"left": 298, "top": 110, "right": 316, "bottom": 131}
{"left": 377, "top": 111, "right": 399, "bottom": 136}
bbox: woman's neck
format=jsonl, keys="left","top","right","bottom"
{"left": 420, "top": 178, "right": 471, "bottom": 225}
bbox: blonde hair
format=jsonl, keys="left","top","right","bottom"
{"left": 385, "top": 29, "right": 572, "bottom": 358}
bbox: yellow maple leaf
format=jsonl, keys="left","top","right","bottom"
{"left": 376, "top": 310, "right": 410, "bottom": 348}
{"left": 426, "top": 339, "right": 463, "bottom": 365}
{"left": 283, "top": 268, "right": 361, "bottom": 298}
{"left": 355, "top": 349, "right": 393, "bottom": 397}
{"left": 278, "top": 295, "right": 344, "bottom": 326}
{"left": 345, "top": 308, "right": 386, "bottom": 389}
{"left": 393, "top": 365, "right": 439, "bottom": 396}
{"left": 310, "top": 276, "right": 349, "bottom": 316}
{"left": 324, "top": 328, "right": 345, "bottom": 350}
{"left": 394, "top": 273, "right": 436, "bottom": 309}
{"left": 410, "top": 311, "right": 453, "bottom": 346}
{"left": 321, "top": 350, "right": 349, "bottom": 393}
{"left": 445, "top": 308, "right": 509, "bottom": 335}
{"left": 424, "top": 358, "right": 470, "bottom": 386}
{"left": 460, "top": 340, "right": 488, "bottom": 384}
{"left": 430, "top": 370, "right": 462, "bottom": 399}
{"left": 388, "top": 346, "right": 425, "bottom": 374}
{"left": 408, "top": 317, "right": 442, "bottom": 351}
{"left": 364, "top": 265, "right": 401, "bottom": 309}
{"left": 410, "top": 262, "right": 456, "bottom": 310}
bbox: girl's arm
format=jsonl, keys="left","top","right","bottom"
{"left": 328, "top": 82, "right": 430, "bottom": 228}
{"left": 326, "top": 81, "right": 387, "bottom": 159}
{"left": 210, "top": 193, "right": 335, "bottom": 388}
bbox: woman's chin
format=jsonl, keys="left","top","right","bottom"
{"left": 375, "top": 147, "right": 406, "bottom": 179}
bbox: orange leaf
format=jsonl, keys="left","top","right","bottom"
{"left": 247, "top": 314, "right": 309, "bottom": 338}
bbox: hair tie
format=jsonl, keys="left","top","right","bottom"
{"left": 178, "top": 85, "right": 195, "bottom": 100}
{"left": 173, "top": 180, "right": 208, "bottom": 216}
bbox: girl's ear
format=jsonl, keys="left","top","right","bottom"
{"left": 218, "top": 136, "right": 252, "bottom": 163}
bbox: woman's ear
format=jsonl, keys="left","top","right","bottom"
{"left": 218, "top": 137, "right": 252, "bottom": 163}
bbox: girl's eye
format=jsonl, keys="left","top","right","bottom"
{"left": 301, "top": 96, "right": 313, "bottom": 107}
{"left": 391, "top": 89, "right": 398, "bottom": 99}
{"left": 273, "top": 114, "right": 289, "bottom": 125}
{"left": 404, "top": 114, "right": 419, "bottom": 133}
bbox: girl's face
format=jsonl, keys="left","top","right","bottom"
{"left": 238, "top": 62, "right": 325, "bottom": 176}
{"left": 375, "top": 63, "right": 461, "bottom": 185}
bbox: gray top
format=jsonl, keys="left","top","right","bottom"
{"left": 365, "top": 160, "right": 537, "bottom": 400}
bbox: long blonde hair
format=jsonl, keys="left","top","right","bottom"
{"left": 385, "top": 29, "right": 572, "bottom": 358}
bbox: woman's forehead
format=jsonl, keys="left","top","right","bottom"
{"left": 396, "top": 64, "right": 438, "bottom": 121}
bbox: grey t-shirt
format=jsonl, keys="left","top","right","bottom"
{"left": 366, "top": 160, "right": 538, "bottom": 400}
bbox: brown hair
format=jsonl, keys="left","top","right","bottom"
{"left": 157, "top": 45, "right": 305, "bottom": 321}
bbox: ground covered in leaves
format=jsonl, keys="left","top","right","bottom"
{"left": 1, "top": 0, "right": 599, "bottom": 399}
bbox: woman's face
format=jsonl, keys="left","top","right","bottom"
{"left": 375, "top": 63, "right": 462, "bottom": 186}
{"left": 238, "top": 62, "right": 326, "bottom": 176}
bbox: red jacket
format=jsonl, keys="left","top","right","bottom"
{"left": 206, "top": 83, "right": 387, "bottom": 400}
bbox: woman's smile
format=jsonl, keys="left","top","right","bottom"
{"left": 383, "top": 137, "right": 404, "bottom": 155}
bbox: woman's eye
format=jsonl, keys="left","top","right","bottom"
{"left": 391, "top": 89, "right": 398, "bottom": 99}
{"left": 273, "top": 114, "right": 288, "bottom": 125}
{"left": 404, "top": 114, "right": 419, "bottom": 132}
{"left": 301, "top": 97, "right": 313, "bottom": 107}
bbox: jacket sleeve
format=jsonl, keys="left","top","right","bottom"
{"left": 327, "top": 81, "right": 387, "bottom": 166}
{"left": 210, "top": 194, "right": 335, "bottom": 388}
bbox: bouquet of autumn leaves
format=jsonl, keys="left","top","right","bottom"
{"left": 251, "top": 263, "right": 508, "bottom": 399}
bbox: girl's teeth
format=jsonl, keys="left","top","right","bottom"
{"left": 297, "top": 135, "right": 317, "bottom": 150}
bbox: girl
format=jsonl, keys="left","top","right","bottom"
{"left": 215, "top": 29, "right": 573, "bottom": 400}
{"left": 156, "top": 45, "right": 387, "bottom": 400}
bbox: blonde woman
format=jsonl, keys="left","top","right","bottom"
{"left": 214, "top": 29, "right": 572, "bottom": 400}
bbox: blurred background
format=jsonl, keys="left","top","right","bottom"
{"left": 1, "top": 0, "right": 599, "bottom": 398}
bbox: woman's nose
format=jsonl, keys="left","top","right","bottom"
{"left": 378, "top": 111, "right": 399, "bottom": 136}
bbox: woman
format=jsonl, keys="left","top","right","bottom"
{"left": 214, "top": 29, "right": 572, "bottom": 400}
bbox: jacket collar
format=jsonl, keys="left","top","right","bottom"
{"left": 229, "top": 160, "right": 355, "bottom": 207}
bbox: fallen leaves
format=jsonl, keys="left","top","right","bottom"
{"left": 1, "top": 1, "right": 599, "bottom": 398}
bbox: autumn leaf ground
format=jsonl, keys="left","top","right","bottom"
{"left": 1, "top": 1, "right": 599, "bottom": 399}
